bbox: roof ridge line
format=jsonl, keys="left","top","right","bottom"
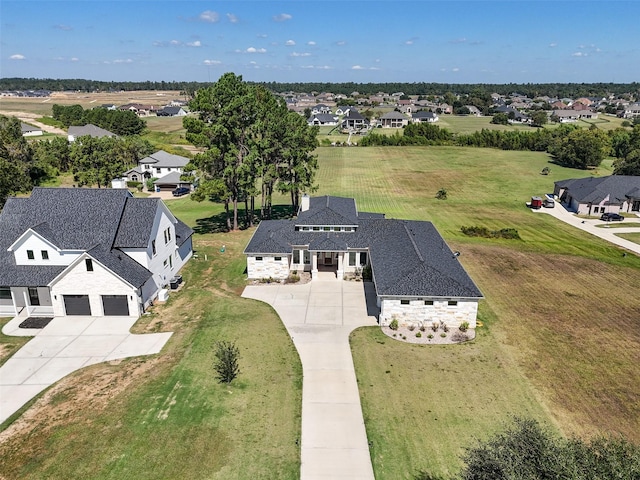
{"left": 403, "top": 221, "right": 424, "bottom": 263}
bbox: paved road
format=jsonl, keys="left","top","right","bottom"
{"left": 242, "top": 275, "right": 378, "bottom": 480}
{"left": 0, "top": 316, "right": 172, "bottom": 424}
{"left": 534, "top": 201, "right": 640, "bottom": 255}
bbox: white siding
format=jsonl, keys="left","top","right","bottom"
{"left": 50, "top": 257, "right": 140, "bottom": 317}
{"left": 11, "top": 232, "right": 82, "bottom": 266}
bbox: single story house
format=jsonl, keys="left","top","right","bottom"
{"left": 21, "top": 123, "right": 43, "bottom": 137}
{"left": 307, "top": 113, "right": 338, "bottom": 126}
{"left": 244, "top": 195, "right": 483, "bottom": 328}
{"left": 157, "top": 106, "right": 187, "bottom": 117}
{"left": 412, "top": 111, "right": 439, "bottom": 123}
{"left": 0, "top": 188, "right": 193, "bottom": 318}
{"left": 553, "top": 110, "right": 598, "bottom": 122}
{"left": 554, "top": 175, "right": 640, "bottom": 215}
{"left": 67, "top": 124, "right": 116, "bottom": 142}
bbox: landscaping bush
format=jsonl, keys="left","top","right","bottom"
{"left": 459, "top": 321, "right": 469, "bottom": 332}
{"left": 127, "top": 180, "right": 142, "bottom": 189}
{"left": 461, "top": 225, "right": 521, "bottom": 240}
{"left": 389, "top": 318, "right": 399, "bottom": 331}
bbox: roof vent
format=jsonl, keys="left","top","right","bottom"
{"left": 301, "top": 194, "right": 310, "bottom": 212}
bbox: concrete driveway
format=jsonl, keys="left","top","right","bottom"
{"left": 534, "top": 201, "right": 640, "bottom": 255}
{"left": 242, "top": 275, "right": 379, "bottom": 480}
{"left": 0, "top": 316, "right": 172, "bottom": 424}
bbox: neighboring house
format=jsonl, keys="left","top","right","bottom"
{"left": 554, "top": 175, "right": 640, "bottom": 215}
{"left": 307, "top": 113, "right": 338, "bottom": 126}
{"left": 311, "top": 104, "right": 331, "bottom": 115}
{"left": 21, "top": 123, "right": 43, "bottom": 137}
{"left": 153, "top": 172, "right": 193, "bottom": 192}
{"left": 67, "top": 124, "right": 116, "bottom": 142}
{"left": 244, "top": 195, "right": 483, "bottom": 328}
{"left": 412, "top": 111, "right": 439, "bottom": 123}
{"left": 341, "top": 109, "right": 369, "bottom": 130}
{"left": 553, "top": 110, "right": 598, "bottom": 122}
{"left": 157, "top": 106, "right": 187, "bottom": 117}
{"left": 623, "top": 103, "right": 640, "bottom": 119}
{"left": 127, "top": 150, "right": 191, "bottom": 190}
{"left": 0, "top": 188, "right": 193, "bottom": 318}
{"left": 335, "top": 106, "right": 354, "bottom": 116}
{"left": 464, "top": 105, "right": 483, "bottom": 116}
{"left": 119, "top": 103, "right": 157, "bottom": 116}
{"left": 378, "top": 111, "right": 409, "bottom": 128}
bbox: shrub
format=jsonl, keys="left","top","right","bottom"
{"left": 213, "top": 340, "right": 240, "bottom": 384}
{"left": 459, "top": 321, "right": 469, "bottom": 332}
{"left": 408, "top": 324, "right": 416, "bottom": 331}
{"left": 435, "top": 188, "right": 448, "bottom": 200}
{"left": 440, "top": 332, "right": 447, "bottom": 338}
{"left": 389, "top": 318, "right": 399, "bottom": 331}
{"left": 285, "top": 273, "right": 300, "bottom": 284}
{"left": 415, "top": 332, "right": 422, "bottom": 338}
{"left": 127, "top": 180, "right": 142, "bottom": 189}
{"left": 361, "top": 264, "right": 372, "bottom": 280}
{"left": 431, "top": 321, "right": 440, "bottom": 332}
{"left": 461, "top": 225, "right": 521, "bottom": 240}
{"left": 441, "top": 322, "right": 449, "bottom": 333}
{"left": 427, "top": 334, "right": 434, "bottom": 340}
{"left": 419, "top": 324, "right": 426, "bottom": 332}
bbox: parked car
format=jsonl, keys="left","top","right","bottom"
{"left": 600, "top": 212, "right": 624, "bottom": 221}
{"left": 172, "top": 187, "right": 190, "bottom": 197}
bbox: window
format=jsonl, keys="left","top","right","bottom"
{"left": 156, "top": 167, "right": 161, "bottom": 174}
{"left": 293, "top": 250, "right": 300, "bottom": 263}
{"left": 448, "top": 300, "right": 458, "bottom": 306}
{"left": 359, "top": 252, "right": 368, "bottom": 266}
{"left": 163, "top": 229, "right": 168, "bottom": 244}
{"left": 167, "top": 227, "right": 171, "bottom": 242}
{"left": 312, "top": 226, "right": 320, "bottom": 231}
{"left": 425, "top": 300, "right": 434, "bottom": 306}
{"left": 400, "top": 299, "right": 410, "bottom": 305}
{"left": 303, "top": 250, "right": 311, "bottom": 264}
{"left": 256, "top": 256, "right": 263, "bottom": 261}
{"left": 41, "top": 250, "right": 49, "bottom": 260}
{"left": 169, "top": 255, "right": 173, "bottom": 268}
{"left": 152, "top": 240, "right": 156, "bottom": 256}
{"left": 275, "top": 256, "right": 282, "bottom": 261}
{"left": 323, "top": 226, "right": 330, "bottom": 231}
{"left": 163, "top": 259, "right": 168, "bottom": 267}
{"left": 27, "top": 250, "right": 35, "bottom": 260}
{"left": 348, "top": 252, "right": 356, "bottom": 266}
{"left": 163, "top": 227, "right": 171, "bottom": 244}
{"left": 85, "top": 259, "right": 94, "bottom": 271}
{"left": 0, "top": 288, "right": 11, "bottom": 300}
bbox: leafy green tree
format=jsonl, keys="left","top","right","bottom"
{"left": 549, "top": 128, "right": 609, "bottom": 169}
{"left": 531, "top": 111, "right": 548, "bottom": 127}
{"left": 491, "top": 113, "right": 509, "bottom": 125}
{"left": 0, "top": 115, "right": 35, "bottom": 208}
{"left": 213, "top": 341, "right": 240, "bottom": 384}
{"left": 70, "top": 136, "right": 137, "bottom": 188}
{"left": 612, "top": 125, "right": 640, "bottom": 175}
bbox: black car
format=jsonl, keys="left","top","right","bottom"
{"left": 600, "top": 212, "right": 624, "bottom": 221}
{"left": 172, "top": 187, "right": 190, "bottom": 197}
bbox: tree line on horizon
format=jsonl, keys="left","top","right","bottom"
{"left": 2, "top": 77, "right": 639, "bottom": 100}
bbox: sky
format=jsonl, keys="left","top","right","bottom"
{"left": 1, "top": 0, "right": 639, "bottom": 84}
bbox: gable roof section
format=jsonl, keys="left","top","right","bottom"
{"left": 296, "top": 196, "right": 359, "bottom": 226}
{"left": 113, "top": 198, "right": 160, "bottom": 248}
{"left": 68, "top": 124, "right": 115, "bottom": 138}
{"left": 555, "top": 175, "right": 640, "bottom": 204}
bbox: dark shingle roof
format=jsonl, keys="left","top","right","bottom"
{"left": 555, "top": 175, "right": 640, "bottom": 204}
{"left": 244, "top": 196, "right": 482, "bottom": 299}
{"left": 68, "top": 124, "right": 115, "bottom": 138}
{"left": 296, "top": 196, "right": 359, "bottom": 226}
{"left": 87, "top": 245, "right": 152, "bottom": 289}
{"left": 113, "top": 198, "right": 159, "bottom": 248}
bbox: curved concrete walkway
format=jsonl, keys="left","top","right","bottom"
{"left": 0, "top": 316, "right": 172, "bottom": 424}
{"left": 242, "top": 275, "right": 378, "bottom": 480}
{"left": 534, "top": 201, "right": 640, "bottom": 255}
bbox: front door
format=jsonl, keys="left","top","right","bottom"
{"left": 28, "top": 287, "right": 40, "bottom": 306}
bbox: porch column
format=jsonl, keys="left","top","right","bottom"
{"left": 23, "top": 289, "right": 31, "bottom": 316}
{"left": 337, "top": 252, "right": 344, "bottom": 280}
{"left": 10, "top": 289, "right": 18, "bottom": 317}
{"left": 311, "top": 251, "right": 318, "bottom": 280}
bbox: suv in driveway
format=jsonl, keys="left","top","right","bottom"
{"left": 600, "top": 212, "right": 624, "bottom": 221}
{"left": 172, "top": 187, "right": 190, "bottom": 197}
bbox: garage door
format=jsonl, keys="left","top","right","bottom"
{"left": 63, "top": 295, "right": 91, "bottom": 315}
{"left": 102, "top": 295, "right": 129, "bottom": 316}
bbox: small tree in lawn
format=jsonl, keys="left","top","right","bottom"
{"left": 213, "top": 341, "right": 240, "bottom": 384}
{"left": 436, "top": 188, "right": 448, "bottom": 200}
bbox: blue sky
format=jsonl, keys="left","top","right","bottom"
{"left": 2, "top": 1, "right": 639, "bottom": 83}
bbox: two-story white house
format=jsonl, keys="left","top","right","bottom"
{"left": 124, "top": 150, "right": 193, "bottom": 192}
{"left": 244, "top": 195, "right": 483, "bottom": 328}
{"left": 0, "top": 188, "right": 193, "bottom": 318}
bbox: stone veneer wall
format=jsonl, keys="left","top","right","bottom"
{"left": 246, "top": 255, "right": 290, "bottom": 280}
{"left": 379, "top": 298, "right": 478, "bottom": 329}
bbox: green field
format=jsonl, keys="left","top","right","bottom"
{"left": 1, "top": 145, "right": 639, "bottom": 479}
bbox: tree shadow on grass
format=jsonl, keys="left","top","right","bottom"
{"left": 193, "top": 204, "right": 296, "bottom": 234}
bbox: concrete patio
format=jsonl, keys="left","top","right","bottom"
{"left": 242, "top": 274, "right": 379, "bottom": 480}
{"left": 0, "top": 315, "right": 172, "bottom": 424}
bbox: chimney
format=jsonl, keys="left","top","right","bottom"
{"left": 301, "top": 194, "right": 310, "bottom": 212}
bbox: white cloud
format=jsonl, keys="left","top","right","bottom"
{"left": 187, "top": 40, "right": 201, "bottom": 47}
{"left": 257, "top": 34, "right": 268, "bottom": 38}
{"left": 113, "top": 58, "right": 133, "bottom": 64}
{"left": 226, "top": 13, "right": 238, "bottom": 23}
{"left": 336, "top": 41, "right": 347, "bottom": 46}
{"left": 290, "top": 52, "right": 310, "bottom": 57}
{"left": 54, "top": 24, "right": 73, "bottom": 31}
{"left": 71, "top": 57, "right": 79, "bottom": 62}
{"left": 285, "top": 40, "right": 296, "bottom": 46}
{"left": 452, "top": 67, "right": 460, "bottom": 72}
{"left": 273, "top": 13, "right": 292, "bottom": 22}
{"left": 572, "top": 52, "right": 587, "bottom": 57}
{"left": 9, "top": 54, "right": 25, "bottom": 60}
{"left": 405, "top": 40, "right": 415, "bottom": 45}
{"left": 450, "top": 37, "right": 467, "bottom": 44}
{"left": 307, "top": 41, "right": 316, "bottom": 46}
{"left": 301, "top": 65, "right": 332, "bottom": 70}
{"left": 352, "top": 65, "right": 364, "bottom": 70}
{"left": 170, "top": 39, "right": 180, "bottom": 45}
{"left": 203, "top": 59, "right": 221, "bottom": 65}
{"left": 549, "top": 43, "right": 557, "bottom": 47}
{"left": 199, "top": 10, "right": 219, "bottom": 23}
{"left": 246, "top": 47, "right": 267, "bottom": 53}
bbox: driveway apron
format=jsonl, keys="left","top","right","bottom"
{"left": 0, "top": 316, "right": 172, "bottom": 424}
{"left": 243, "top": 276, "right": 378, "bottom": 480}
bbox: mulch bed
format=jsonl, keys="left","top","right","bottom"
{"left": 381, "top": 325, "right": 476, "bottom": 345}
{"left": 19, "top": 317, "right": 54, "bottom": 329}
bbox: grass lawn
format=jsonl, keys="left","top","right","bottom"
{"left": 0, "top": 204, "right": 302, "bottom": 480}
{"left": 617, "top": 232, "right": 640, "bottom": 245}
{"left": 0, "top": 318, "right": 30, "bottom": 368}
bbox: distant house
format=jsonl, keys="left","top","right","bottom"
{"left": 335, "top": 106, "right": 354, "bottom": 116}
{"left": 119, "top": 103, "right": 157, "bottom": 116}
{"left": 341, "top": 109, "right": 369, "bottom": 130}
{"left": 311, "top": 104, "right": 331, "bottom": 115}
{"left": 412, "top": 111, "right": 439, "bottom": 123}
{"left": 157, "top": 106, "right": 187, "bottom": 117}
{"left": 464, "top": 105, "right": 483, "bottom": 117}
{"left": 623, "top": 103, "right": 640, "bottom": 119}
{"left": 552, "top": 110, "right": 598, "bottom": 122}
{"left": 67, "top": 124, "right": 116, "bottom": 142}
{"left": 244, "top": 195, "right": 483, "bottom": 328}
{"left": 0, "top": 188, "right": 193, "bottom": 318}
{"left": 125, "top": 150, "right": 192, "bottom": 191}
{"left": 378, "top": 111, "right": 409, "bottom": 128}
{"left": 307, "top": 113, "right": 338, "bottom": 126}
{"left": 21, "top": 123, "right": 43, "bottom": 137}
{"left": 554, "top": 175, "right": 640, "bottom": 215}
